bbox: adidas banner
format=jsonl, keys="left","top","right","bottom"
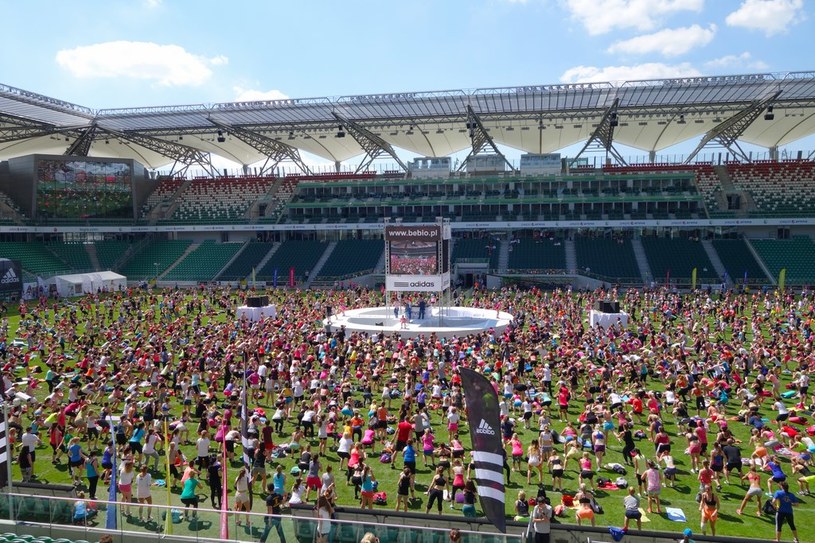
{"left": 459, "top": 368, "right": 506, "bottom": 533}
{"left": 0, "top": 259, "right": 21, "bottom": 296}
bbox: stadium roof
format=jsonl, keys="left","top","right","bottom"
{"left": 2, "top": 71, "right": 815, "bottom": 172}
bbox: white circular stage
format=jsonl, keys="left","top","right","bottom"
{"left": 324, "top": 306, "right": 513, "bottom": 338}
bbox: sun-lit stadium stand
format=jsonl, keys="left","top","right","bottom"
{"left": 141, "top": 177, "right": 185, "bottom": 217}
{"left": 507, "top": 237, "right": 566, "bottom": 272}
{"left": 574, "top": 236, "right": 641, "bottom": 281}
{"left": 748, "top": 237, "right": 815, "bottom": 284}
{"left": 256, "top": 240, "right": 328, "bottom": 283}
{"left": 163, "top": 240, "right": 245, "bottom": 282}
{"left": 727, "top": 160, "right": 815, "bottom": 216}
{"left": 217, "top": 241, "right": 277, "bottom": 281}
{"left": 2, "top": 74, "right": 815, "bottom": 290}
{"left": 167, "top": 177, "right": 273, "bottom": 223}
{"left": 119, "top": 239, "right": 192, "bottom": 280}
{"left": 641, "top": 237, "right": 719, "bottom": 282}
{"left": 315, "top": 239, "right": 383, "bottom": 279}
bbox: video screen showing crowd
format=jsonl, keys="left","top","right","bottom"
{"left": 389, "top": 240, "right": 438, "bottom": 276}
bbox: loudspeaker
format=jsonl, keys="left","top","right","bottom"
{"left": 594, "top": 300, "right": 620, "bottom": 313}
{"left": 246, "top": 295, "right": 269, "bottom": 308}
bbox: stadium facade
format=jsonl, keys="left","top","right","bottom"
{"left": 1, "top": 72, "right": 815, "bottom": 292}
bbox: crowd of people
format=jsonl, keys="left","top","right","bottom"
{"left": 2, "top": 283, "right": 814, "bottom": 543}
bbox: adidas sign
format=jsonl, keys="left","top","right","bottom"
{"left": 0, "top": 268, "right": 17, "bottom": 285}
{"left": 475, "top": 419, "right": 495, "bottom": 436}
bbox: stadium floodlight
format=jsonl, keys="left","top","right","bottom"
{"left": 217, "top": 130, "right": 226, "bottom": 143}
{"left": 336, "top": 125, "right": 345, "bottom": 138}
{"left": 764, "top": 106, "right": 774, "bottom": 121}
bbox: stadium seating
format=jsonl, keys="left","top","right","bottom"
{"left": 141, "top": 177, "right": 184, "bottom": 216}
{"left": 574, "top": 237, "right": 641, "bottom": 281}
{"left": 169, "top": 177, "right": 273, "bottom": 222}
{"left": 315, "top": 239, "right": 383, "bottom": 279}
{"left": 0, "top": 242, "right": 70, "bottom": 276}
{"left": 452, "top": 238, "right": 500, "bottom": 269}
{"left": 94, "top": 240, "right": 133, "bottom": 270}
{"left": 257, "top": 240, "right": 328, "bottom": 283}
{"left": 507, "top": 238, "right": 566, "bottom": 272}
{"left": 640, "top": 237, "right": 718, "bottom": 281}
{"left": 119, "top": 239, "right": 192, "bottom": 280}
{"left": 163, "top": 240, "right": 245, "bottom": 282}
{"left": 727, "top": 161, "right": 815, "bottom": 215}
{"left": 711, "top": 239, "right": 769, "bottom": 283}
{"left": 46, "top": 242, "right": 93, "bottom": 272}
{"left": 217, "top": 241, "right": 277, "bottom": 281}
{"left": 749, "top": 237, "right": 815, "bottom": 284}
{"left": 691, "top": 164, "right": 723, "bottom": 214}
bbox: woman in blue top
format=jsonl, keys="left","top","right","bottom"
{"left": 84, "top": 451, "right": 99, "bottom": 500}
{"left": 67, "top": 436, "right": 85, "bottom": 486}
{"left": 273, "top": 465, "right": 286, "bottom": 496}
{"left": 772, "top": 481, "right": 800, "bottom": 543}
{"left": 129, "top": 422, "right": 146, "bottom": 464}
{"left": 359, "top": 465, "right": 376, "bottom": 509}
{"left": 767, "top": 456, "right": 787, "bottom": 496}
{"left": 101, "top": 443, "right": 114, "bottom": 484}
{"left": 180, "top": 469, "right": 200, "bottom": 521}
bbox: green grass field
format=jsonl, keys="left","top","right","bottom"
{"left": 4, "top": 289, "right": 814, "bottom": 543}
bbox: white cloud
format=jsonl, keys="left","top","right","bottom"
{"left": 55, "top": 41, "right": 228, "bottom": 87}
{"left": 233, "top": 87, "right": 289, "bottom": 102}
{"left": 563, "top": 0, "right": 704, "bottom": 35}
{"left": 704, "top": 52, "right": 769, "bottom": 71}
{"left": 144, "top": 0, "right": 162, "bottom": 7}
{"left": 560, "top": 62, "right": 701, "bottom": 83}
{"left": 725, "top": 0, "right": 804, "bottom": 36}
{"left": 607, "top": 24, "right": 716, "bottom": 57}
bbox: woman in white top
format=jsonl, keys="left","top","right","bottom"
{"left": 118, "top": 461, "right": 136, "bottom": 516}
{"left": 234, "top": 467, "right": 251, "bottom": 525}
{"left": 289, "top": 477, "right": 306, "bottom": 504}
{"left": 315, "top": 495, "right": 334, "bottom": 543}
{"left": 135, "top": 464, "right": 153, "bottom": 521}
{"left": 336, "top": 432, "right": 354, "bottom": 470}
{"left": 142, "top": 430, "right": 161, "bottom": 471}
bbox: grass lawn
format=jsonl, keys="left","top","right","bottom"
{"left": 4, "top": 289, "right": 814, "bottom": 542}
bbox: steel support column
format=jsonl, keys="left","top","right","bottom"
{"left": 684, "top": 91, "right": 781, "bottom": 164}
{"left": 332, "top": 112, "right": 409, "bottom": 174}
{"left": 209, "top": 122, "right": 312, "bottom": 175}
{"left": 568, "top": 98, "right": 626, "bottom": 168}
{"left": 104, "top": 129, "right": 218, "bottom": 177}
{"left": 64, "top": 124, "right": 99, "bottom": 156}
{"left": 456, "top": 105, "right": 515, "bottom": 173}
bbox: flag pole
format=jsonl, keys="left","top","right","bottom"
{"left": 164, "top": 417, "right": 173, "bottom": 535}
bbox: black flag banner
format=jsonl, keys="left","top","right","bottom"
{"left": 0, "top": 408, "right": 7, "bottom": 488}
{"left": 459, "top": 367, "right": 506, "bottom": 533}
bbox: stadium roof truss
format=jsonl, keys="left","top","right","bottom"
{"left": 1, "top": 72, "right": 815, "bottom": 171}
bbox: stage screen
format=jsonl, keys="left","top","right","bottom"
{"left": 36, "top": 159, "right": 133, "bottom": 219}
{"left": 389, "top": 240, "right": 438, "bottom": 275}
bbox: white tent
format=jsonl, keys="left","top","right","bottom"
{"left": 53, "top": 271, "right": 126, "bottom": 298}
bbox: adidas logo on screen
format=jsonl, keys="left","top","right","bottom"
{"left": 0, "top": 268, "right": 17, "bottom": 284}
{"left": 475, "top": 419, "right": 495, "bottom": 435}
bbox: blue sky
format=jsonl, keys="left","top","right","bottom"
{"left": 0, "top": 0, "right": 812, "bottom": 169}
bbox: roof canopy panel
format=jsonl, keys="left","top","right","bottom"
{"left": 1, "top": 72, "right": 815, "bottom": 168}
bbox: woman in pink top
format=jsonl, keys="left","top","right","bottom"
{"left": 508, "top": 434, "right": 524, "bottom": 472}
{"left": 421, "top": 429, "right": 436, "bottom": 467}
{"left": 644, "top": 460, "right": 663, "bottom": 513}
